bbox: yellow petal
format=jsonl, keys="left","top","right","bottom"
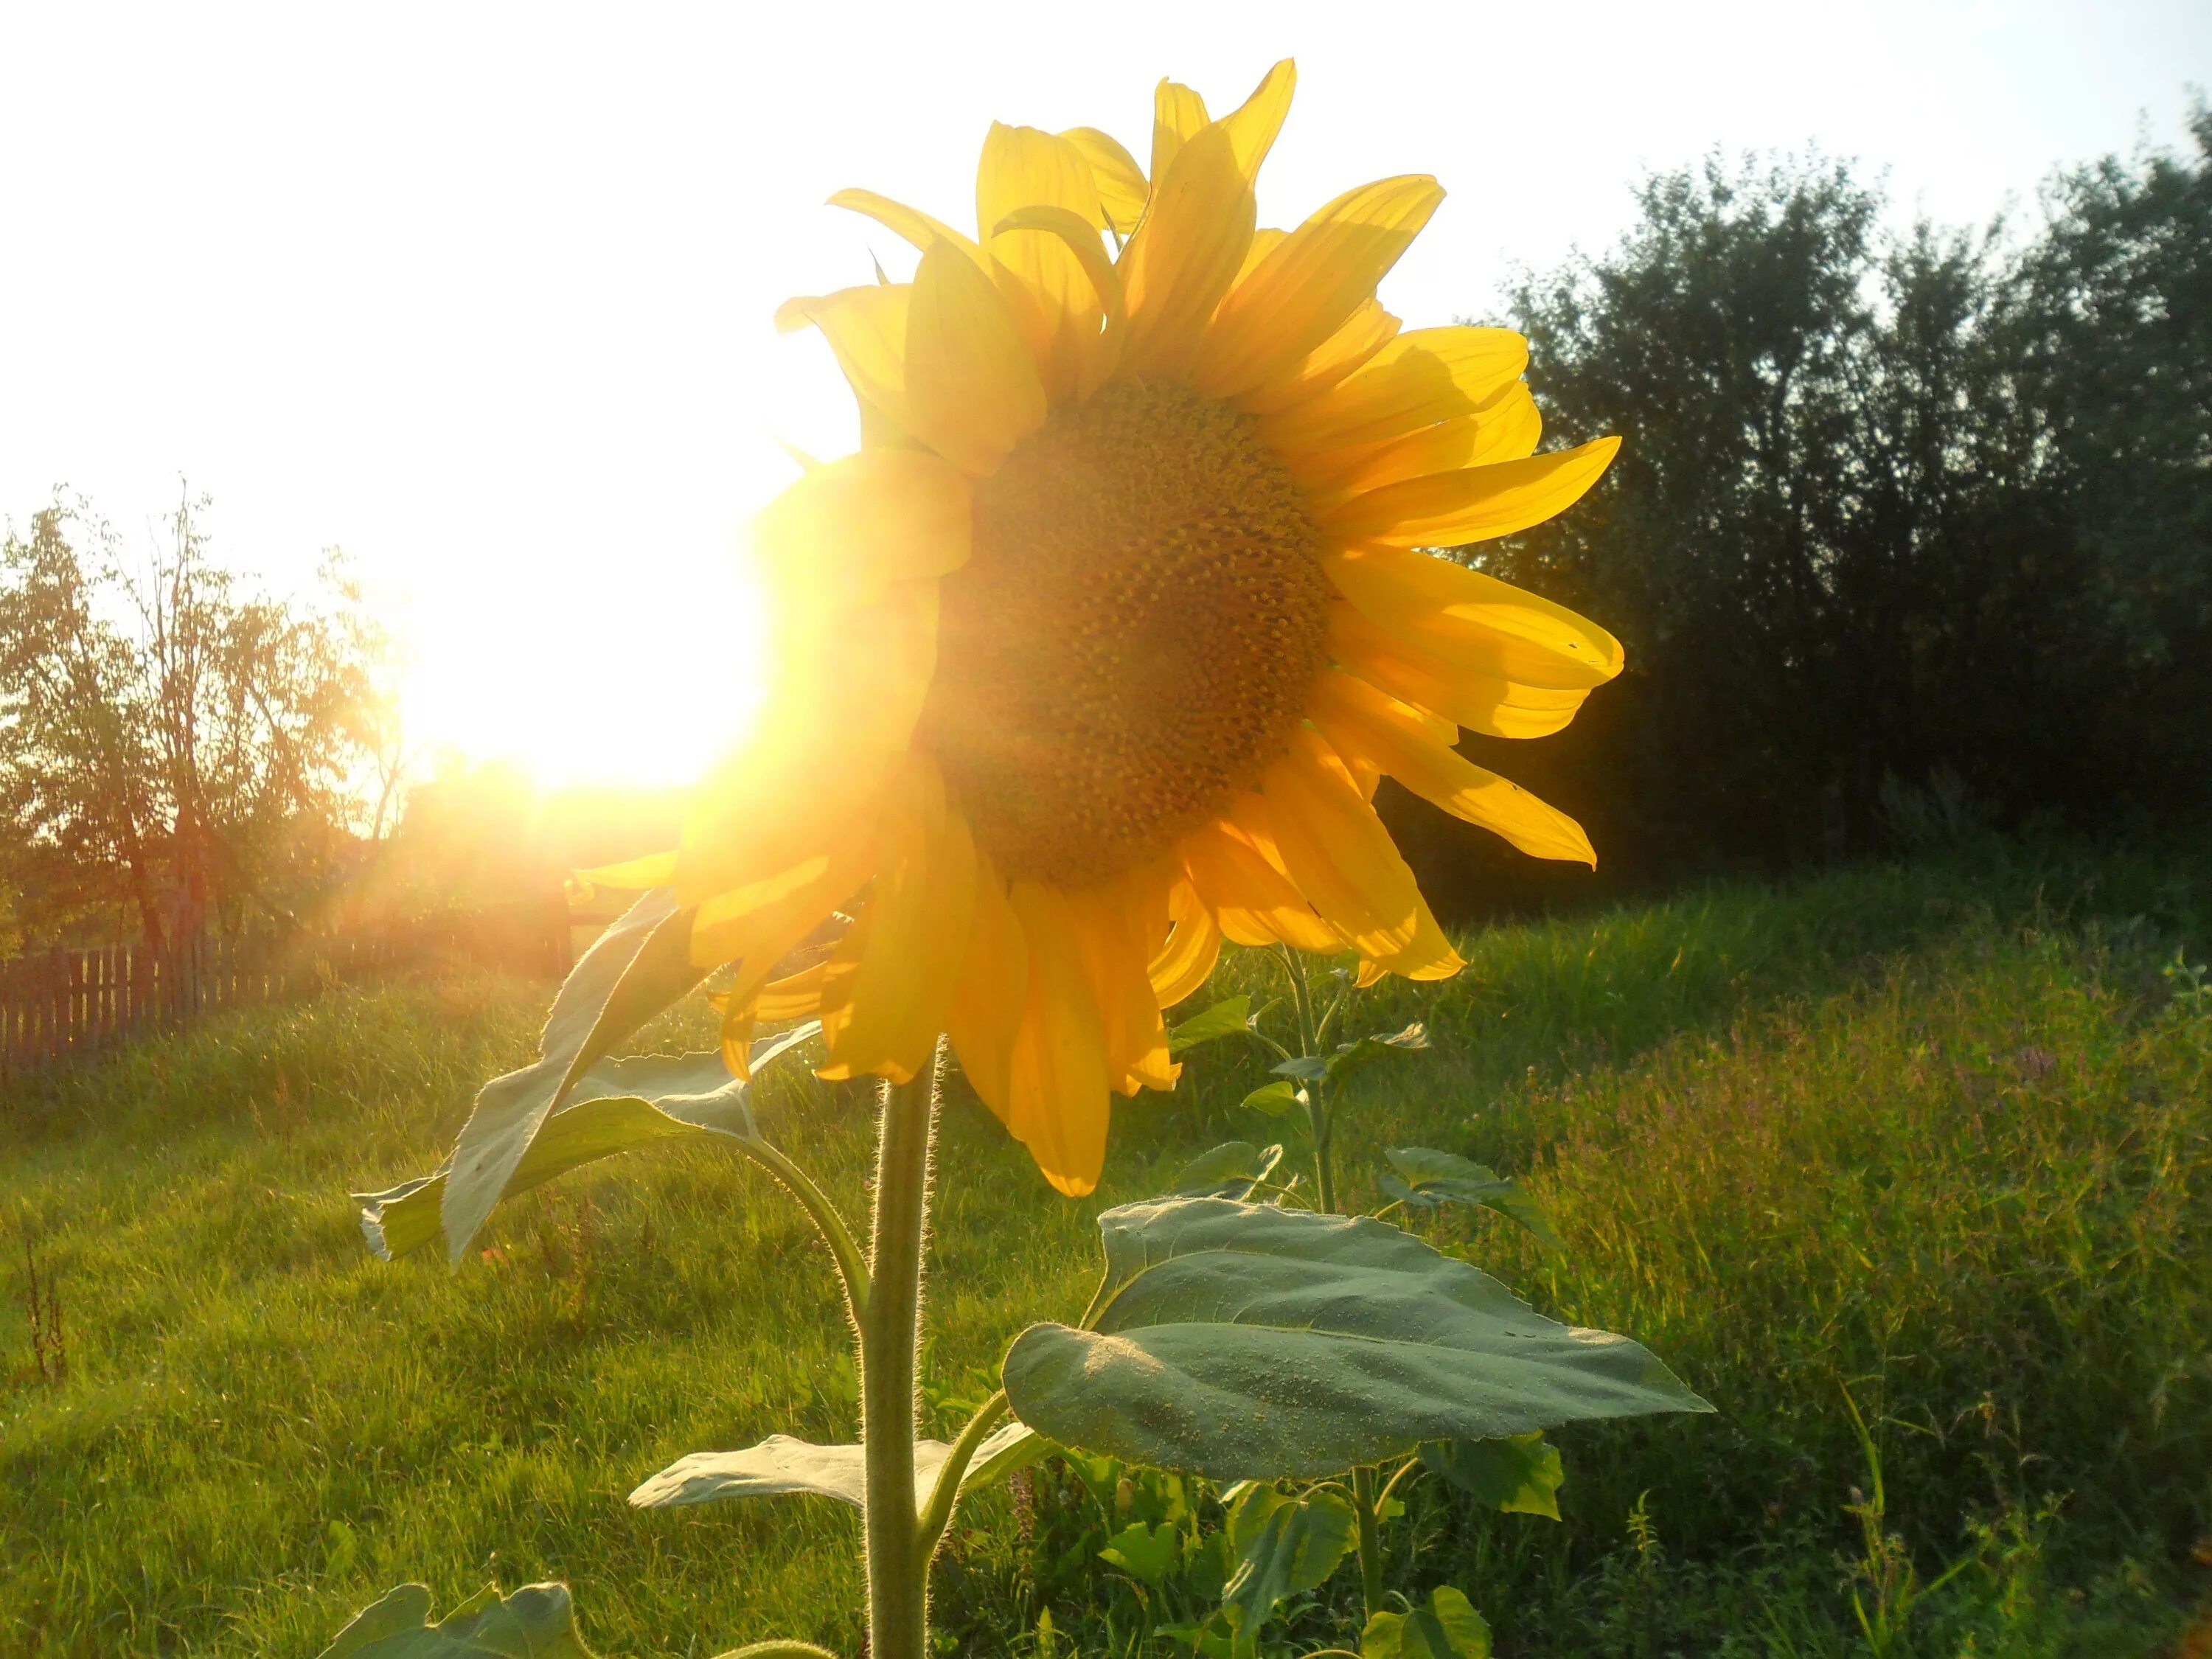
{"left": 1006, "top": 881, "right": 1113, "bottom": 1197}
{"left": 576, "top": 850, "right": 678, "bottom": 891}
{"left": 1321, "top": 437, "right": 1620, "bottom": 546}
{"left": 827, "top": 188, "right": 987, "bottom": 268}
{"left": 1116, "top": 125, "right": 1256, "bottom": 380}
{"left": 1235, "top": 226, "right": 1290, "bottom": 285}
{"left": 720, "top": 995, "right": 757, "bottom": 1082}
{"left": 1328, "top": 601, "right": 1587, "bottom": 739}
{"left": 1195, "top": 175, "right": 1444, "bottom": 400}
{"left": 1182, "top": 804, "right": 1347, "bottom": 953}
{"left": 904, "top": 241, "right": 1048, "bottom": 474}
{"left": 1147, "top": 879, "right": 1222, "bottom": 1007}
{"left": 1149, "top": 78, "right": 1211, "bottom": 184}
{"left": 1309, "top": 670, "right": 1597, "bottom": 865}
{"left": 754, "top": 448, "right": 972, "bottom": 594}
{"left": 1236, "top": 298, "right": 1400, "bottom": 417}
{"left": 1069, "top": 874, "right": 1178, "bottom": 1094}
{"left": 1298, "top": 381, "right": 1542, "bottom": 499}
{"left": 776, "top": 283, "right": 917, "bottom": 442}
{"left": 1257, "top": 325, "right": 1528, "bottom": 458}
{"left": 947, "top": 851, "right": 1028, "bottom": 1123}
{"left": 1216, "top": 59, "right": 1296, "bottom": 181}
{"left": 757, "top": 959, "right": 828, "bottom": 1023}
{"left": 978, "top": 124, "right": 1109, "bottom": 402}
{"left": 1259, "top": 727, "right": 1461, "bottom": 979}
{"left": 818, "top": 764, "right": 978, "bottom": 1084}
{"left": 691, "top": 830, "right": 874, "bottom": 991}
{"left": 1323, "top": 543, "right": 1624, "bottom": 690}
{"left": 989, "top": 201, "right": 1123, "bottom": 403}
{"left": 1061, "top": 126, "right": 1148, "bottom": 235}
{"left": 679, "top": 579, "right": 938, "bottom": 900}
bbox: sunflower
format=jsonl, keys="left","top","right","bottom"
{"left": 614, "top": 61, "right": 1622, "bottom": 1196}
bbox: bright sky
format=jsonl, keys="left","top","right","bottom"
{"left": 3, "top": 1, "right": 2205, "bottom": 790}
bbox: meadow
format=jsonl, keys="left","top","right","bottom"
{"left": 2, "top": 842, "right": 2208, "bottom": 1658}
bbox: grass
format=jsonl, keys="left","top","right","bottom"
{"left": 2, "top": 841, "right": 2209, "bottom": 1657}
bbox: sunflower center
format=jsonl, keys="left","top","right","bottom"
{"left": 919, "top": 377, "right": 1329, "bottom": 888}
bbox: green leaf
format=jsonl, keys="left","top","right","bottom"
{"left": 630, "top": 1431, "right": 970, "bottom": 1512}
{"left": 1169, "top": 1141, "right": 1284, "bottom": 1200}
{"left": 1002, "top": 1197, "right": 1711, "bottom": 1480}
{"left": 1362, "top": 1586, "right": 1491, "bottom": 1658}
{"left": 1419, "top": 1432, "right": 1565, "bottom": 1520}
{"left": 1381, "top": 1147, "right": 1562, "bottom": 1250}
{"left": 1270, "top": 1024, "right": 1428, "bottom": 1093}
{"left": 1239, "top": 1080, "right": 1304, "bottom": 1118}
{"left": 1099, "top": 1519, "right": 1180, "bottom": 1587}
{"left": 1168, "top": 995, "right": 1253, "bottom": 1053}
{"left": 958, "top": 1420, "right": 1055, "bottom": 1497}
{"left": 439, "top": 888, "right": 706, "bottom": 1263}
{"left": 318, "top": 1581, "right": 596, "bottom": 1658}
{"left": 1221, "top": 1485, "right": 1358, "bottom": 1651}
{"left": 355, "top": 1030, "right": 817, "bottom": 1262}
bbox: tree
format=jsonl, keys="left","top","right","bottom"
{"left": 0, "top": 490, "right": 390, "bottom": 949}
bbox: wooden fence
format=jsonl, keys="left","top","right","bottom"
{"left": 0, "top": 910, "right": 571, "bottom": 1083}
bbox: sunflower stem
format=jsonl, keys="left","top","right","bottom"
{"left": 860, "top": 1046, "right": 941, "bottom": 1659}
{"left": 1352, "top": 1464, "right": 1385, "bottom": 1619}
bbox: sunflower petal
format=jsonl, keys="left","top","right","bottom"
{"left": 1321, "top": 437, "right": 1620, "bottom": 546}
{"left": 1195, "top": 174, "right": 1444, "bottom": 400}
{"left": 1116, "top": 125, "right": 1256, "bottom": 379}
{"left": 1236, "top": 297, "right": 1401, "bottom": 417}
{"left": 1148, "top": 879, "right": 1222, "bottom": 1007}
{"left": 990, "top": 203, "right": 1124, "bottom": 400}
{"left": 1324, "top": 544, "right": 1624, "bottom": 691}
{"left": 577, "top": 850, "right": 678, "bottom": 891}
{"left": 947, "top": 851, "right": 1028, "bottom": 1124}
{"left": 818, "top": 764, "right": 978, "bottom": 1083}
{"left": 1328, "top": 601, "right": 1588, "bottom": 739}
{"left": 1310, "top": 671, "right": 1597, "bottom": 865}
{"left": 1257, "top": 325, "right": 1528, "bottom": 459}
{"left": 776, "top": 283, "right": 917, "bottom": 440}
{"left": 828, "top": 188, "right": 987, "bottom": 268}
{"left": 978, "top": 125, "right": 1110, "bottom": 401}
{"left": 1062, "top": 126, "right": 1149, "bottom": 234}
{"left": 1216, "top": 59, "right": 1296, "bottom": 181}
{"left": 1070, "top": 873, "right": 1178, "bottom": 1094}
{"left": 754, "top": 448, "right": 972, "bottom": 594}
{"left": 1183, "top": 803, "right": 1349, "bottom": 954}
{"left": 1298, "top": 381, "right": 1543, "bottom": 499}
{"left": 904, "top": 241, "right": 1048, "bottom": 474}
{"left": 1150, "top": 79, "right": 1211, "bottom": 184}
{"left": 1259, "top": 727, "right": 1461, "bottom": 979}
{"left": 1006, "top": 881, "right": 1113, "bottom": 1197}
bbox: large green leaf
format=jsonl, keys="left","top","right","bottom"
{"left": 1271, "top": 1023, "right": 1427, "bottom": 1091}
{"left": 1221, "top": 1485, "right": 1357, "bottom": 1653}
{"left": 1168, "top": 995, "right": 1253, "bottom": 1053}
{"left": 1239, "top": 1079, "right": 1304, "bottom": 1118}
{"left": 1380, "top": 1147, "right": 1562, "bottom": 1251}
{"left": 318, "top": 1581, "right": 595, "bottom": 1658}
{"left": 355, "top": 1030, "right": 816, "bottom": 1262}
{"left": 439, "top": 888, "right": 706, "bottom": 1262}
{"left": 1362, "top": 1586, "right": 1490, "bottom": 1658}
{"left": 627, "top": 1419, "right": 1040, "bottom": 1513}
{"left": 1419, "top": 1432, "right": 1565, "bottom": 1519}
{"left": 1169, "top": 1141, "right": 1284, "bottom": 1200}
{"left": 1002, "top": 1197, "right": 1711, "bottom": 1479}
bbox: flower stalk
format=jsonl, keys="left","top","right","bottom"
{"left": 859, "top": 1048, "right": 942, "bottom": 1659}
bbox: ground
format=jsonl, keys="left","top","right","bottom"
{"left": 2, "top": 842, "right": 2208, "bottom": 1658}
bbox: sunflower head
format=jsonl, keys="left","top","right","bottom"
{"left": 659, "top": 63, "right": 1624, "bottom": 1196}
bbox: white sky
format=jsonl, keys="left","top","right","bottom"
{"left": 3, "top": 1, "right": 2206, "bottom": 788}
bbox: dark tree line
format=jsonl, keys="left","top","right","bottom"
{"left": 1395, "top": 108, "right": 2212, "bottom": 910}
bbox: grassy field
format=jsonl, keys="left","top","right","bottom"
{"left": 3, "top": 844, "right": 2209, "bottom": 1657}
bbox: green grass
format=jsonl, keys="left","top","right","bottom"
{"left": 3, "top": 843, "right": 2209, "bottom": 1657}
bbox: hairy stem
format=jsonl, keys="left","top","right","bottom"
{"left": 1352, "top": 1464, "right": 1385, "bottom": 1621}
{"left": 859, "top": 1048, "right": 940, "bottom": 1659}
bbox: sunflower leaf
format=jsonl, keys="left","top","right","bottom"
{"left": 1169, "top": 1141, "right": 1284, "bottom": 1200}
{"left": 317, "top": 1580, "right": 595, "bottom": 1658}
{"left": 630, "top": 1433, "right": 953, "bottom": 1512}
{"left": 436, "top": 888, "right": 706, "bottom": 1263}
{"left": 1382, "top": 1147, "right": 1561, "bottom": 1250}
{"left": 355, "top": 1029, "right": 818, "bottom": 1262}
{"left": 1099, "top": 1519, "right": 1180, "bottom": 1587}
{"left": 1167, "top": 995, "right": 1253, "bottom": 1052}
{"left": 1361, "top": 1586, "right": 1491, "bottom": 1658}
{"left": 1002, "top": 1197, "right": 1711, "bottom": 1480}
{"left": 1240, "top": 1079, "right": 1305, "bottom": 1116}
{"left": 1419, "top": 1432, "right": 1565, "bottom": 1519}
{"left": 1222, "top": 1484, "right": 1359, "bottom": 1649}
